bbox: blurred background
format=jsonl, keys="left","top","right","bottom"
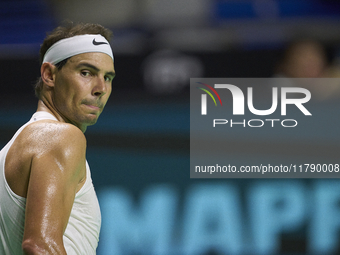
{"left": 1, "top": 0, "right": 340, "bottom": 254}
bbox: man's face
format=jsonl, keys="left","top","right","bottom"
{"left": 53, "top": 52, "right": 115, "bottom": 132}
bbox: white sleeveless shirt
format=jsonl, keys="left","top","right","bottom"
{"left": 0, "top": 111, "right": 101, "bottom": 255}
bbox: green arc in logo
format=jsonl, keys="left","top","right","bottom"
{"left": 198, "top": 87, "right": 217, "bottom": 106}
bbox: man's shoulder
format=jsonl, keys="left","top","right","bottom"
{"left": 4, "top": 120, "right": 86, "bottom": 197}
{"left": 20, "top": 120, "right": 86, "bottom": 151}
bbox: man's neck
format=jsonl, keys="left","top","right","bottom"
{"left": 36, "top": 99, "right": 87, "bottom": 133}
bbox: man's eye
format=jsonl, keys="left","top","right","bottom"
{"left": 104, "top": 76, "right": 112, "bottom": 82}
{"left": 81, "top": 71, "right": 91, "bottom": 77}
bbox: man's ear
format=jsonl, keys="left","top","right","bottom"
{"left": 41, "top": 62, "right": 57, "bottom": 88}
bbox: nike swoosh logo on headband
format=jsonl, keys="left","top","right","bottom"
{"left": 92, "top": 38, "right": 108, "bottom": 46}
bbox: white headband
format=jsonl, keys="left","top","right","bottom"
{"left": 42, "top": 34, "right": 113, "bottom": 64}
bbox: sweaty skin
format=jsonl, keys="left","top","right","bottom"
{"left": 4, "top": 52, "right": 114, "bottom": 255}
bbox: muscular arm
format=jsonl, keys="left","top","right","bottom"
{"left": 21, "top": 122, "right": 86, "bottom": 255}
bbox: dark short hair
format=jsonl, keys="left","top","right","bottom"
{"left": 34, "top": 21, "right": 113, "bottom": 98}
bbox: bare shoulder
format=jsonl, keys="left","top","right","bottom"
{"left": 6, "top": 120, "right": 86, "bottom": 197}
{"left": 21, "top": 120, "right": 87, "bottom": 153}
{"left": 15, "top": 120, "right": 87, "bottom": 168}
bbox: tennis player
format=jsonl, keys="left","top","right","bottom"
{"left": 0, "top": 22, "right": 115, "bottom": 254}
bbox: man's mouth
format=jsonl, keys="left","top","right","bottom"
{"left": 84, "top": 104, "right": 101, "bottom": 111}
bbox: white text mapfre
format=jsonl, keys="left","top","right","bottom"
{"left": 201, "top": 84, "right": 312, "bottom": 116}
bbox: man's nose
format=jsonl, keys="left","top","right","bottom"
{"left": 92, "top": 76, "right": 108, "bottom": 97}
